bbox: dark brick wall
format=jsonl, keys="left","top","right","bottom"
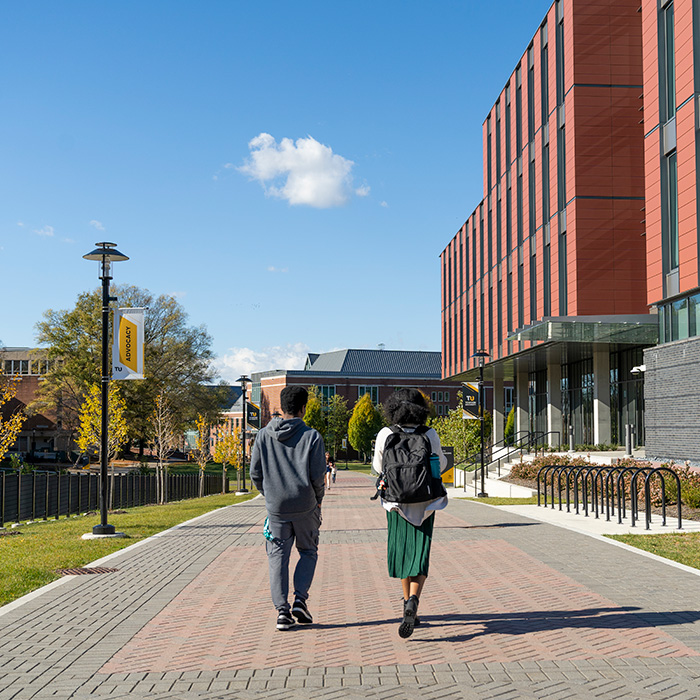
{"left": 644, "top": 337, "right": 700, "bottom": 465}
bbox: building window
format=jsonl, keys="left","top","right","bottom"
{"left": 504, "top": 386, "right": 515, "bottom": 414}
{"left": 317, "top": 385, "right": 336, "bottom": 405}
{"left": 527, "top": 45, "right": 535, "bottom": 142}
{"left": 496, "top": 102, "right": 502, "bottom": 181}
{"left": 665, "top": 151, "right": 679, "bottom": 271}
{"left": 358, "top": 386, "right": 379, "bottom": 404}
{"left": 661, "top": 1, "right": 676, "bottom": 123}
{"left": 444, "top": 391, "right": 450, "bottom": 403}
{"left": 540, "top": 24, "right": 549, "bottom": 124}
{"left": 431, "top": 391, "right": 437, "bottom": 401}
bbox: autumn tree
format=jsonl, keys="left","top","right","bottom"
{"left": 348, "top": 393, "right": 384, "bottom": 462}
{"left": 77, "top": 383, "right": 128, "bottom": 508}
{"left": 325, "top": 394, "right": 349, "bottom": 459}
{"left": 150, "top": 392, "right": 178, "bottom": 504}
{"left": 192, "top": 414, "right": 211, "bottom": 498}
{"left": 34, "top": 284, "right": 225, "bottom": 457}
{"left": 0, "top": 377, "right": 27, "bottom": 463}
{"left": 428, "top": 391, "right": 492, "bottom": 466}
{"left": 303, "top": 386, "right": 326, "bottom": 440}
{"left": 213, "top": 425, "right": 242, "bottom": 493}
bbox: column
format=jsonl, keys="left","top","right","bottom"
{"left": 492, "top": 366, "right": 505, "bottom": 445}
{"left": 547, "top": 363, "right": 562, "bottom": 448}
{"left": 593, "top": 349, "right": 611, "bottom": 445}
{"left": 515, "top": 367, "right": 529, "bottom": 438}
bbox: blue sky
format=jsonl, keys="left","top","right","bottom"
{"left": 1, "top": 0, "right": 551, "bottom": 383}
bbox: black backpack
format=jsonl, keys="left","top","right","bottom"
{"left": 371, "top": 425, "right": 447, "bottom": 503}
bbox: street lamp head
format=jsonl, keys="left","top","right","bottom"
{"left": 82, "top": 242, "right": 129, "bottom": 262}
{"left": 472, "top": 349, "right": 489, "bottom": 368}
{"left": 236, "top": 375, "right": 251, "bottom": 385}
{"left": 83, "top": 242, "right": 129, "bottom": 280}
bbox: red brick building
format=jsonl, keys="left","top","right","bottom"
{"left": 441, "top": 0, "right": 657, "bottom": 450}
{"left": 253, "top": 349, "right": 463, "bottom": 424}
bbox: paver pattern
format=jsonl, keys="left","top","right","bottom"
{"left": 2, "top": 472, "right": 700, "bottom": 699}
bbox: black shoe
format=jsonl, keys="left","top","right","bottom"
{"left": 403, "top": 598, "right": 421, "bottom": 626}
{"left": 292, "top": 598, "right": 313, "bottom": 624}
{"left": 399, "top": 595, "right": 419, "bottom": 638}
{"left": 276, "top": 609, "right": 296, "bottom": 630}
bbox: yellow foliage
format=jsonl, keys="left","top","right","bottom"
{"left": 213, "top": 425, "right": 242, "bottom": 474}
{"left": 77, "top": 383, "right": 128, "bottom": 464}
{"left": 0, "top": 377, "right": 26, "bottom": 462}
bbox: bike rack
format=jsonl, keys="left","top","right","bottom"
{"left": 537, "top": 460, "right": 682, "bottom": 531}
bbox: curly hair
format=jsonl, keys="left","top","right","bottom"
{"left": 383, "top": 388, "right": 429, "bottom": 426}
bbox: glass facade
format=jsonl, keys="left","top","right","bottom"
{"left": 561, "top": 359, "right": 594, "bottom": 446}
{"left": 659, "top": 291, "right": 700, "bottom": 343}
{"left": 610, "top": 347, "right": 645, "bottom": 446}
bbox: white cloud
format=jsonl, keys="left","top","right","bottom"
{"left": 380, "top": 201, "right": 388, "bottom": 208}
{"left": 266, "top": 266, "right": 288, "bottom": 273}
{"left": 239, "top": 132, "right": 363, "bottom": 208}
{"left": 89, "top": 220, "right": 105, "bottom": 231}
{"left": 168, "top": 291, "right": 187, "bottom": 299}
{"left": 356, "top": 184, "right": 370, "bottom": 197}
{"left": 214, "top": 342, "right": 311, "bottom": 384}
{"left": 34, "top": 225, "right": 54, "bottom": 237}
{"left": 62, "top": 238, "right": 75, "bottom": 244}
{"left": 17, "top": 221, "right": 24, "bottom": 227}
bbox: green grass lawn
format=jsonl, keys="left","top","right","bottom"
{"left": 606, "top": 532, "right": 700, "bottom": 570}
{"left": 0, "top": 489, "right": 258, "bottom": 607}
{"left": 458, "top": 495, "right": 539, "bottom": 506}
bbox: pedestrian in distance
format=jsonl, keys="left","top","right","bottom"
{"left": 325, "top": 451, "right": 335, "bottom": 489}
{"left": 250, "top": 386, "right": 327, "bottom": 631}
{"left": 371, "top": 388, "right": 448, "bottom": 638}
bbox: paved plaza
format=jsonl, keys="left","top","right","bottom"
{"left": 2, "top": 472, "right": 700, "bottom": 699}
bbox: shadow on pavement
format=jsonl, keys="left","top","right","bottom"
{"left": 410, "top": 607, "right": 700, "bottom": 643}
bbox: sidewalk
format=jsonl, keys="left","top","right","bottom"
{"left": 2, "top": 472, "right": 700, "bottom": 699}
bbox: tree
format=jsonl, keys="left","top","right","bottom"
{"left": 213, "top": 425, "right": 242, "bottom": 493}
{"left": 77, "top": 383, "right": 128, "bottom": 508}
{"left": 303, "top": 386, "right": 326, "bottom": 439}
{"left": 428, "top": 391, "right": 492, "bottom": 467}
{"left": 348, "top": 393, "right": 384, "bottom": 462}
{"left": 34, "top": 284, "right": 223, "bottom": 457}
{"left": 192, "top": 414, "right": 210, "bottom": 498}
{"left": 504, "top": 405, "right": 516, "bottom": 446}
{"left": 150, "top": 392, "right": 178, "bottom": 504}
{"left": 0, "top": 377, "right": 27, "bottom": 463}
{"left": 325, "top": 394, "right": 349, "bottom": 458}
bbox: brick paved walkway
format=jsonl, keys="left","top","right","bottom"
{"left": 2, "top": 472, "right": 700, "bottom": 699}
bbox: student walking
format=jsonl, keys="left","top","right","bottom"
{"left": 371, "top": 388, "right": 447, "bottom": 638}
{"left": 250, "top": 386, "right": 327, "bottom": 631}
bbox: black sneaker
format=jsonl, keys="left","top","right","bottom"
{"left": 276, "top": 609, "right": 296, "bottom": 630}
{"left": 398, "top": 595, "right": 419, "bottom": 638}
{"left": 292, "top": 598, "right": 313, "bottom": 624}
{"left": 403, "top": 598, "right": 421, "bottom": 626}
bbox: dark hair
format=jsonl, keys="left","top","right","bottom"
{"left": 280, "top": 385, "right": 308, "bottom": 416}
{"left": 383, "top": 388, "right": 429, "bottom": 426}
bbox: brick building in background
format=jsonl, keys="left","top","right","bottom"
{"left": 253, "top": 348, "right": 463, "bottom": 424}
{"left": 441, "top": 0, "right": 700, "bottom": 464}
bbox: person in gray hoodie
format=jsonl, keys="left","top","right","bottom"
{"left": 250, "top": 385, "right": 326, "bottom": 631}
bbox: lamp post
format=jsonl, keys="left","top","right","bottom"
{"left": 472, "top": 350, "right": 489, "bottom": 498}
{"left": 82, "top": 242, "right": 129, "bottom": 535}
{"left": 236, "top": 375, "right": 251, "bottom": 493}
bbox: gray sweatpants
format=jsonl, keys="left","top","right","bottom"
{"left": 265, "top": 506, "right": 321, "bottom": 612}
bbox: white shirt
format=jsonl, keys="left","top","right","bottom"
{"left": 371, "top": 425, "right": 448, "bottom": 525}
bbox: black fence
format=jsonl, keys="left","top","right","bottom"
{"left": 536, "top": 463, "right": 682, "bottom": 530}
{"left": 0, "top": 470, "right": 223, "bottom": 528}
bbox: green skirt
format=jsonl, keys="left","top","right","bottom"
{"left": 386, "top": 510, "right": 435, "bottom": 578}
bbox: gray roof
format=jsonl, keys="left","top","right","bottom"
{"left": 304, "top": 349, "right": 442, "bottom": 378}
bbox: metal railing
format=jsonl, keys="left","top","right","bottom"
{"left": 537, "top": 463, "right": 682, "bottom": 530}
{"left": 0, "top": 470, "right": 224, "bottom": 528}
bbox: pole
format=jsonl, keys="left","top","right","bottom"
{"left": 240, "top": 383, "right": 248, "bottom": 492}
{"left": 94, "top": 258, "right": 115, "bottom": 535}
{"left": 478, "top": 361, "right": 488, "bottom": 498}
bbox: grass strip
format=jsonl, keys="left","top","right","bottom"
{"left": 458, "top": 496, "right": 539, "bottom": 505}
{"left": 606, "top": 532, "right": 700, "bottom": 571}
{"left": 0, "top": 490, "right": 258, "bottom": 607}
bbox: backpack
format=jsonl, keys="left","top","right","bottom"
{"left": 371, "top": 425, "right": 447, "bottom": 503}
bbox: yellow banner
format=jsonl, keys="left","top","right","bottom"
{"left": 112, "top": 308, "right": 145, "bottom": 380}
